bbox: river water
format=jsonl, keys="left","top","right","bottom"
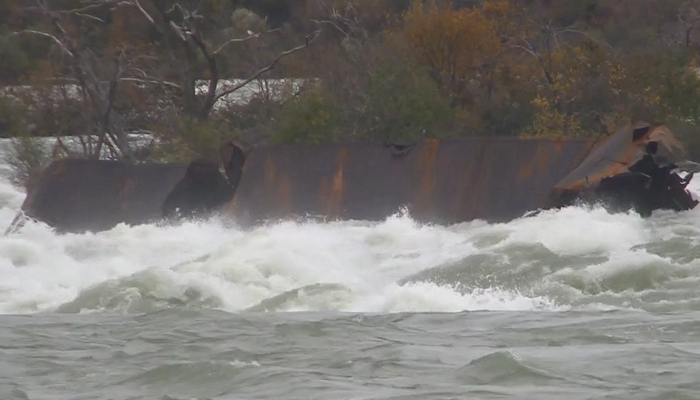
{"left": 2, "top": 162, "right": 700, "bottom": 400}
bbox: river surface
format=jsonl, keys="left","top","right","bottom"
{"left": 2, "top": 162, "right": 700, "bottom": 400}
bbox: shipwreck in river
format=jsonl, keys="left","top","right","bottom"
{"left": 13, "top": 121, "right": 700, "bottom": 233}
{"left": 551, "top": 121, "right": 699, "bottom": 216}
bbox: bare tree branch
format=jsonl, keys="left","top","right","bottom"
{"left": 131, "top": 0, "right": 155, "bottom": 25}
{"left": 555, "top": 27, "right": 615, "bottom": 51}
{"left": 22, "top": 0, "right": 141, "bottom": 161}
{"left": 312, "top": 18, "right": 350, "bottom": 37}
{"left": 508, "top": 34, "right": 557, "bottom": 85}
{"left": 119, "top": 77, "right": 180, "bottom": 90}
{"left": 9, "top": 30, "right": 74, "bottom": 56}
{"left": 185, "top": 30, "right": 218, "bottom": 119}
{"left": 214, "top": 29, "right": 323, "bottom": 103}
{"left": 212, "top": 28, "right": 281, "bottom": 55}
{"left": 169, "top": 20, "right": 187, "bottom": 42}
{"left": 75, "top": 12, "right": 106, "bottom": 23}
{"left": 49, "top": 134, "right": 70, "bottom": 159}
{"left": 55, "top": 0, "right": 129, "bottom": 15}
{"left": 313, "top": 0, "right": 363, "bottom": 39}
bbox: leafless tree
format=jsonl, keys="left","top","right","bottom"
{"left": 8, "top": 0, "right": 323, "bottom": 161}
{"left": 11, "top": 1, "right": 142, "bottom": 160}
{"left": 126, "top": 0, "right": 321, "bottom": 121}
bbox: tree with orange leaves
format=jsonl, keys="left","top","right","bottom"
{"left": 399, "top": 0, "right": 515, "bottom": 107}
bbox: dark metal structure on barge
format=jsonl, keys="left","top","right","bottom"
{"left": 14, "top": 121, "right": 700, "bottom": 233}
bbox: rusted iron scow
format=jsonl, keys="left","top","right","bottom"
{"left": 16, "top": 141, "right": 249, "bottom": 233}
{"left": 14, "top": 123, "right": 699, "bottom": 234}
{"left": 18, "top": 159, "right": 188, "bottom": 233}
{"left": 224, "top": 137, "right": 598, "bottom": 225}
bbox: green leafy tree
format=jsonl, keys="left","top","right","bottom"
{"left": 272, "top": 86, "right": 340, "bottom": 144}
{"left": 365, "top": 59, "right": 453, "bottom": 142}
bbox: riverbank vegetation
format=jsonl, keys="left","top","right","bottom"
{"left": 1, "top": 0, "right": 700, "bottom": 185}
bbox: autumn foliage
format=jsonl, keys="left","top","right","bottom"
{"left": 2, "top": 0, "right": 700, "bottom": 169}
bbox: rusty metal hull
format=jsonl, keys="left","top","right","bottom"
{"left": 224, "top": 138, "right": 597, "bottom": 225}
{"left": 22, "top": 158, "right": 187, "bottom": 232}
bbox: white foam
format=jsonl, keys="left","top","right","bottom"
{"left": 228, "top": 360, "right": 260, "bottom": 368}
{"left": 355, "top": 282, "right": 561, "bottom": 313}
{"left": 1, "top": 159, "right": 700, "bottom": 314}
{"left": 501, "top": 206, "right": 651, "bottom": 255}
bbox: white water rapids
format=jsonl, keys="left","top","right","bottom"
{"left": 1, "top": 160, "right": 700, "bottom": 316}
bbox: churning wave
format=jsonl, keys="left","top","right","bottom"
{"left": 1, "top": 163, "right": 700, "bottom": 315}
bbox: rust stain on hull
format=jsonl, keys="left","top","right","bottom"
{"left": 19, "top": 137, "right": 606, "bottom": 233}
{"left": 323, "top": 147, "right": 347, "bottom": 217}
{"left": 22, "top": 159, "right": 188, "bottom": 233}
{"left": 229, "top": 137, "right": 597, "bottom": 225}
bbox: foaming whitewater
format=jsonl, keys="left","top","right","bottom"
{"left": 3, "top": 162, "right": 700, "bottom": 315}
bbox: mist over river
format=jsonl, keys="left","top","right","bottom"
{"left": 2, "top": 157, "right": 700, "bottom": 400}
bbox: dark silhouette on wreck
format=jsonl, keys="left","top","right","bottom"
{"left": 550, "top": 122, "right": 699, "bottom": 217}
{"left": 9, "top": 121, "right": 700, "bottom": 234}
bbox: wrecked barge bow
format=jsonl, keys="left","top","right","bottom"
{"left": 13, "top": 121, "right": 700, "bottom": 234}
{"left": 551, "top": 122, "right": 699, "bottom": 216}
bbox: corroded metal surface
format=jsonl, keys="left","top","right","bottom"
{"left": 22, "top": 158, "right": 187, "bottom": 232}
{"left": 18, "top": 137, "right": 602, "bottom": 233}
{"left": 226, "top": 137, "right": 598, "bottom": 225}
{"left": 554, "top": 122, "right": 686, "bottom": 195}
{"left": 552, "top": 122, "right": 698, "bottom": 215}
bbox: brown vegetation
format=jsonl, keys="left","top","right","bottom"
{"left": 1, "top": 0, "right": 700, "bottom": 187}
